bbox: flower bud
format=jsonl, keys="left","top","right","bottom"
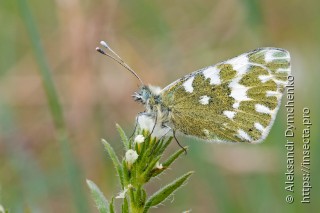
{"left": 134, "top": 135, "right": 145, "bottom": 144}
{"left": 125, "top": 149, "right": 138, "bottom": 169}
{"left": 155, "top": 161, "right": 163, "bottom": 169}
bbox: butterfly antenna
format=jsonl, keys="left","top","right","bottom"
{"left": 96, "top": 41, "right": 144, "bottom": 85}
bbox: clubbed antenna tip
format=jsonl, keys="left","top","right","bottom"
{"left": 100, "top": 41, "right": 110, "bottom": 49}
{"left": 96, "top": 47, "right": 106, "bottom": 55}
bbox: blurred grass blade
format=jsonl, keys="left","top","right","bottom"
{"left": 17, "top": 0, "right": 88, "bottom": 212}
{"left": 116, "top": 124, "right": 129, "bottom": 150}
{"left": 102, "top": 139, "right": 124, "bottom": 188}
{"left": 17, "top": 0, "right": 64, "bottom": 130}
{"left": 86, "top": 180, "right": 110, "bottom": 213}
{"left": 144, "top": 171, "right": 194, "bottom": 212}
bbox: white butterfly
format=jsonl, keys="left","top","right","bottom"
{"left": 97, "top": 42, "right": 290, "bottom": 144}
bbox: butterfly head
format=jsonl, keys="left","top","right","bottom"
{"left": 133, "top": 85, "right": 162, "bottom": 106}
{"left": 133, "top": 86, "right": 151, "bottom": 104}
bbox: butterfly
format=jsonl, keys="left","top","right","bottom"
{"left": 97, "top": 41, "right": 291, "bottom": 144}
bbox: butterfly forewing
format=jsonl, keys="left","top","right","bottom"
{"left": 161, "top": 48, "right": 290, "bottom": 143}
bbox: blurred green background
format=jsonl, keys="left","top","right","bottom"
{"left": 0, "top": 0, "right": 319, "bottom": 212}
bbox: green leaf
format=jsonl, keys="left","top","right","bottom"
{"left": 163, "top": 146, "right": 187, "bottom": 168}
{"left": 122, "top": 159, "right": 130, "bottom": 184}
{"left": 109, "top": 197, "right": 115, "bottom": 213}
{"left": 152, "top": 147, "right": 187, "bottom": 177}
{"left": 144, "top": 171, "right": 194, "bottom": 212}
{"left": 122, "top": 198, "right": 129, "bottom": 213}
{"left": 102, "top": 139, "right": 124, "bottom": 188}
{"left": 116, "top": 124, "right": 130, "bottom": 150}
{"left": 141, "top": 189, "right": 147, "bottom": 205}
{"left": 138, "top": 137, "right": 157, "bottom": 163}
{"left": 157, "top": 137, "right": 173, "bottom": 155}
{"left": 143, "top": 155, "right": 161, "bottom": 182}
{"left": 135, "top": 186, "right": 147, "bottom": 208}
{"left": 86, "top": 179, "right": 109, "bottom": 213}
{"left": 147, "top": 137, "right": 163, "bottom": 157}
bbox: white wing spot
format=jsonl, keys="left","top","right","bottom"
{"left": 223, "top": 111, "right": 236, "bottom": 119}
{"left": 265, "top": 50, "right": 290, "bottom": 63}
{"left": 203, "top": 66, "right": 221, "bottom": 85}
{"left": 277, "top": 68, "right": 290, "bottom": 73}
{"left": 228, "top": 54, "right": 250, "bottom": 75}
{"left": 274, "top": 79, "right": 287, "bottom": 86}
{"left": 266, "top": 90, "right": 280, "bottom": 97}
{"left": 255, "top": 104, "right": 273, "bottom": 114}
{"left": 233, "top": 102, "right": 240, "bottom": 109}
{"left": 258, "top": 75, "right": 273, "bottom": 83}
{"left": 199, "top": 95, "right": 210, "bottom": 105}
{"left": 183, "top": 76, "right": 195, "bottom": 93}
{"left": 265, "top": 51, "right": 276, "bottom": 63}
{"left": 229, "top": 80, "right": 251, "bottom": 108}
{"left": 227, "top": 55, "right": 251, "bottom": 109}
{"left": 254, "top": 122, "right": 265, "bottom": 132}
{"left": 237, "top": 129, "right": 252, "bottom": 141}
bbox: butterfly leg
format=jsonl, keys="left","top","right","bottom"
{"left": 133, "top": 111, "right": 159, "bottom": 138}
{"left": 172, "top": 129, "right": 188, "bottom": 155}
{"left": 161, "top": 123, "right": 187, "bottom": 155}
{"left": 149, "top": 111, "right": 157, "bottom": 137}
{"left": 130, "top": 111, "right": 147, "bottom": 140}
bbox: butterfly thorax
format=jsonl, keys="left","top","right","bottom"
{"left": 133, "top": 85, "right": 172, "bottom": 126}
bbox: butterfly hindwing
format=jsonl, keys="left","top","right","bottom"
{"left": 161, "top": 48, "right": 290, "bottom": 143}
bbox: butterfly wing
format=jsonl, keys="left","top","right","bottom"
{"left": 161, "top": 47, "right": 291, "bottom": 143}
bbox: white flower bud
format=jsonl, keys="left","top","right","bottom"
{"left": 125, "top": 149, "right": 139, "bottom": 165}
{"left": 134, "top": 135, "right": 145, "bottom": 144}
{"left": 155, "top": 161, "right": 163, "bottom": 169}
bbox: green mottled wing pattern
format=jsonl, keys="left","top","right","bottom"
{"left": 161, "top": 48, "right": 290, "bottom": 143}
